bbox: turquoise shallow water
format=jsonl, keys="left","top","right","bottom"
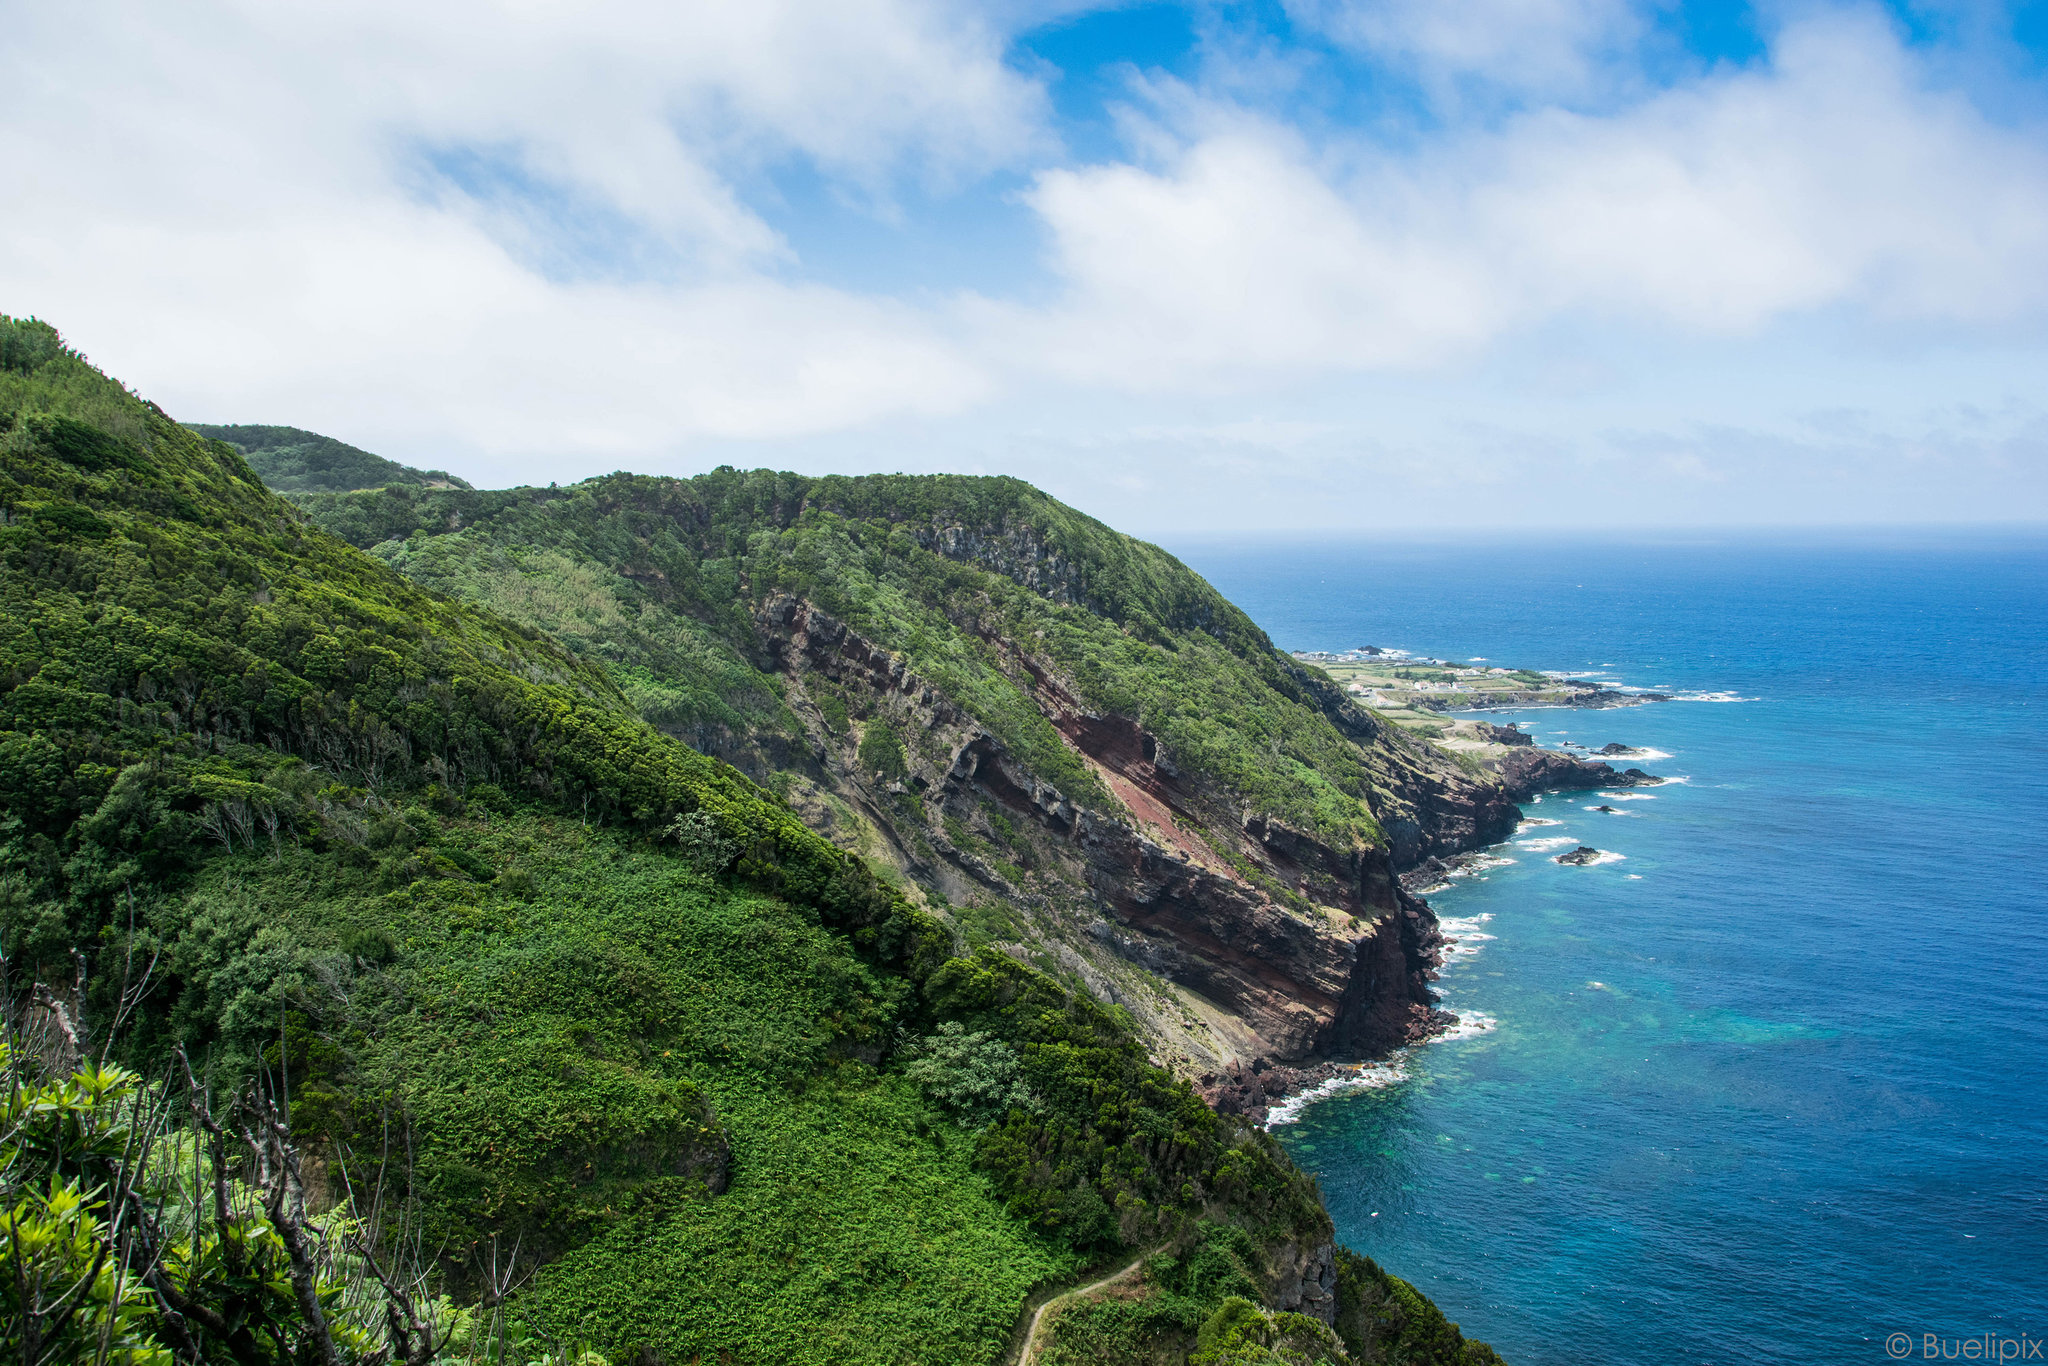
{"left": 1167, "top": 532, "right": 2048, "bottom": 1366}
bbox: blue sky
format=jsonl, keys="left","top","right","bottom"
{"left": 4, "top": 0, "right": 2046, "bottom": 530}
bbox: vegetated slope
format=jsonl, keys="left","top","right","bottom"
{"left": 0, "top": 315, "right": 1505, "bottom": 1366}
{"left": 188, "top": 421, "right": 474, "bottom": 494}
{"left": 292, "top": 469, "right": 1520, "bottom": 1078}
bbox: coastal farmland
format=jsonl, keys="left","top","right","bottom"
{"left": 1293, "top": 649, "right": 1661, "bottom": 736}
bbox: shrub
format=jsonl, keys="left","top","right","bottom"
{"left": 856, "top": 721, "right": 909, "bottom": 782}
{"left": 900, "top": 1021, "right": 1034, "bottom": 1127}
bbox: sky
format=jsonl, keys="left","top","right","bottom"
{"left": 4, "top": 0, "right": 2047, "bottom": 533}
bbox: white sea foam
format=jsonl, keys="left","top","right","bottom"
{"left": 1436, "top": 913, "right": 1497, "bottom": 960}
{"left": 1517, "top": 817, "right": 1564, "bottom": 830}
{"left": 1265, "top": 1060, "right": 1409, "bottom": 1126}
{"left": 1264, "top": 1003, "right": 1500, "bottom": 1126}
{"left": 1517, "top": 836, "right": 1580, "bottom": 852}
{"left": 1598, "top": 792, "right": 1657, "bottom": 801}
{"left": 1450, "top": 854, "right": 1516, "bottom": 875}
{"left": 1430, "top": 1010, "right": 1498, "bottom": 1042}
{"left": 1555, "top": 849, "right": 1627, "bottom": 866}
{"left": 1600, "top": 746, "right": 1673, "bottom": 761}
{"left": 1669, "top": 690, "right": 1753, "bottom": 703}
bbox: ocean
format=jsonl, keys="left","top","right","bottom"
{"left": 1166, "top": 530, "right": 2048, "bottom": 1366}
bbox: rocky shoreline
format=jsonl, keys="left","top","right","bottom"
{"left": 1491, "top": 746, "right": 1662, "bottom": 800}
{"left": 1423, "top": 683, "right": 1668, "bottom": 713}
{"left": 1237, "top": 719, "right": 1668, "bottom": 1126}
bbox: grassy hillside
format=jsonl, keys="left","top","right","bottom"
{"left": 295, "top": 470, "right": 1446, "bottom": 855}
{"left": 0, "top": 315, "right": 1504, "bottom": 1365}
{"left": 187, "top": 421, "right": 473, "bottom": 494}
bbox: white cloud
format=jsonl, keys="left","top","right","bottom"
{"left": 1002, "top": 128, "right": 1503, "bottom": 380}
{"left": 1014, "top": 12, "right": 2048, "bottom": 388}
{"left": 1477, "top": 16, "right": 2048, "bottom": 327}
{"left": 0, "top": 0, "right": 1032, "bottom": 456}
{"left": 1, "top": 1, "right": 2044, "bottom": 526}
{"left": 1284, "top": 0, "right": 1646, "bottom": 101}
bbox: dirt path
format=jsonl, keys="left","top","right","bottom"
{"left": 1017, "top": 1247, "right": 1157, "bottom": 1366}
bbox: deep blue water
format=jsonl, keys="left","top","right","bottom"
{"left": 1166, "top": 531, "right": 2048, "bottom": 1366}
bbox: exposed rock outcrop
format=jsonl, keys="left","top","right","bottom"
{"left": 736, "top": 594, "right": 1509, "bottom": 1073}
{"left": 1491, "top": 747, "right": 1661, "bottom": 800}
{"left": 1267, "top": 1240, "right": 1340, "bottom": 1325}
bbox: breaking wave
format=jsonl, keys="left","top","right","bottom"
{"left": 1265, "top": 1060, "right": 1409, "bottom": 1127}
{"left": 1437, "top": 913, "right": 1496, "bottom": 960}
{"left": 1430, "top": 1010, "right": 1499, "bottom": 1043}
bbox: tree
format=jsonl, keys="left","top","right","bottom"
{"left": 899, "top": 1022, "right": 1032, "bottom": 1128}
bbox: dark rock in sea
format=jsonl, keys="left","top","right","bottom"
{"left": 1593, "top": 804, "right": 1618, "bottom": 813}
{"left": 1555, "top": 846, "right": 1604, "bottom": 865}
{"left": 1490, "top": 747, "right": 1662, "bottom": 799}
{"left": 1482, "top": 722, "right": 1535, "bottom": 746}
{"left": 1399, "top": 855, "right": 1454, "bottom": 894}
{"left": 1573, "top": 689, "right": 1660, "bottom": 710}
{"left": 1598, "top": 742, "right": 1646, "bottom": 756}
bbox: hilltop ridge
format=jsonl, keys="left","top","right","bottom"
{"left": 187, "top": 420, "right": 474, "bottom": 493}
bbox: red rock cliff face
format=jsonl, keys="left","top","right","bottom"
{"left": 715, "top": 594, "right": 1515, "bottom": 1075}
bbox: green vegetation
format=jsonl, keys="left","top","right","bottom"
{"left": 0, "top": 316, "right": 1509, "bottom": 1365}
{"left": 1, "top": 1044, "right": 384, "bottom": 1365}
{"left": 1033, "top": 1229, "right": 1289, "bottom": 1365}
{"left": 187, "top": 423, "right": 473, "bottom": 494}
{"left": 1299, "top": 656, "right": 1606, "bottom": 723}
{"left": 288, "top": 469, "right": 1446, "bottom": 853}
{"left": 1332, "top": 1251, "right": 1506, "bottom": 1366}
{"left": 857, "top": 720, "right": 910, "bottom": 783}
{"left": 1191, "top": 1297, "right": 1348, "bottom": 1365}
{"left": 1033, "top": 1245, "right": 1507, "bottom": 1366}
{"left": 902, "top": 1021, "right": 1034, "bottom": 1127}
